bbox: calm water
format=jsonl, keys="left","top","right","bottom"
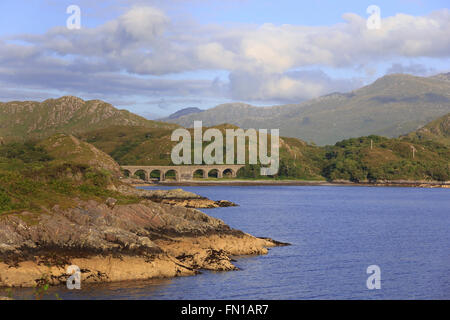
{"left": 8, "top": 186, "right": 450, "bottom": 299}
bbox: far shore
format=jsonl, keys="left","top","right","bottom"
{"left": 129, "top": 179, "right": 450, "bottom": 188}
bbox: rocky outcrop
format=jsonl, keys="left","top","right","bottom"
{"left": 120, "top": 177, "right": 154, "bottom": 185}
{"left": 118, "top": 186, "right": 238, "bottom": 208}
{"left": 152, "top": 198, "right": 238, "bottom": 208}
{"left": 0, "top": 197, "right": 281, "bottom": 287}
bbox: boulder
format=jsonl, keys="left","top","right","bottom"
{"left": 105, "top": 197, "right": 117, "bottom": 209}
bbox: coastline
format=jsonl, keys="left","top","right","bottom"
{"left": 0, "top": 233, "right": 279, "bottom": 288}
{"left": 0, "top": 185, "right": 286, "bottom": 288}
{"left": 1, "top": 177, "right": 446, "bottom": 290}
{"left": 131, "top": 179, "right": 450, "bottom": 188}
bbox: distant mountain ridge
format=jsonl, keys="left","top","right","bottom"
{"left": 162, "top": 107, "right": 204, "bottom": 120}
{"left": 430, "top": 72, "right": 450, "bottom": 82}
{"left": 0, "top": 96, "right": 177, "bottom": 142}
{"left": 165, "top": 73, "right": 450, "bottom": 145}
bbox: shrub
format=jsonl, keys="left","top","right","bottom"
{"left": 0, "top": 190, "right": 12, "bottom": 212}
{"left": 0, "top": 142, "right": 52, "bottom": 163}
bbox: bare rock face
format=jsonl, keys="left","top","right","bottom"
{"left": 0, "top": 199, "right": 229, "bottom": 260}
{"left": 0, "top": 196, "right": 279, "bottom": 287}
{"left": 0, "top": 181, "right": 287, "bottom": 287}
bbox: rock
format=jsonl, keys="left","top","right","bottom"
{"left": 120, "top": 178, "right": 155, "bottom": 185}
{"left": 116, "top": 185, "right": 238, "bottom": 208}
{"left": 0, "top": 198, "right": 234, "bottom": 266}
{"left": 159, "top": 199, "right": 238, "bottom": 208}
{"left": 105, "top": 197, "right": 117, "bottom": 209}
{"left": 216, "top": 200, "right": 238, "bottom": 207}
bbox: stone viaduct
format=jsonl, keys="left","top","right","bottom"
{"left": 121, "top": 165, "right": 246, "bottom": 182}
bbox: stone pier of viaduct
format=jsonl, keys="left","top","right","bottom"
{"left": 121, "top": 165, "right": 246, "bottom": 182}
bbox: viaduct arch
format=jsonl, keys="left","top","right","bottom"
{"left": 121, "top": 165, "right": 245, "bottom": 182}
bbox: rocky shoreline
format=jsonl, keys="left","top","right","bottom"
{"left": 0, "top": 186, "right": 285, "bottom": 288}
{"left": 152, "top": 179, "right": 450, "bottom": 188}
{"left": 120, "top": 187, "right": 238, "bottom": 208}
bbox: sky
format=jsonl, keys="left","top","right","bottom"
{"left": 0, "top": 0, "right": 449, "bottom": 118}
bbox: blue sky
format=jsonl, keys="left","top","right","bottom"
{"left": 0, "top": 0, "right": 449, "bottom": 118}
{"left": 2, "top": 0, "right": 448, "bottom": 31}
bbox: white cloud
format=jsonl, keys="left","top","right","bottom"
{"left": 229, "top": 69, "right": 363, "bottom": 102}
{"left": 1, "top": 6, "right": 449, "bottom": 104}
{"left": 119, "top": 6, "right": 169, "bottom": 41}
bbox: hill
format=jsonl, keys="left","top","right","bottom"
{"left": 0, "top": 139, "right": 139, "bottom": 216}
{"left": 78, "top": 125, "right": 176, "bottom": 166}
{"left": 77, "top": 124, "right": 325, "bottom": 180}
{"left": 321, "top": 135, "right": 449, "bottom": 182}
{"left": 38, "top": 134, "right": 122, "bottom": 175}
{"left": 0, "top": 96, "right": 177, "bottom": 143}
{"left": 403, "top": 112, "right": 450, "bottom": 146}
{"left": 165, "top": 73, "right": 450, "bottom": 145}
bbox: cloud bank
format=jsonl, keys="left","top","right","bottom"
{"left": 0, "top": 5, "right": 449, "bottom": 107}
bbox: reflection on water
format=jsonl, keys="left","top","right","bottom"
{"left": 6, "top": 277, "right": 174, "bottom": 300}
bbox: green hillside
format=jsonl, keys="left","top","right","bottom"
{"left": 78, "top": 125, "right": 177, "bottom": 166}
{"left": 403, "top": 112, "right": 450, "bottom": 146}
{"left": 0, "top": 140, "right": 138, "bottom": 216}
{"left": 77, "top": 122, "right": 449, "bottom": 182}
{"left": 0, "top": 96, "right": 177, "bottom": 143}
{"left": 77, "top": 124, "right": 325, "bottom": 180}
{"left": 38, "top": 134, "right": 122, "bottom": 176}
{"left": 322, "top": 135, "right": 449, "bottom": 182}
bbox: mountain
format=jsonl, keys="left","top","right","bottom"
{"left": 161, "top": 107, "right": 204, "bottom": 120}
{"left": 403, "top": 112, "right": 450, "bottom": 146}
{"left": 0, "top": 96, "right": 177, "bottom": 143}
{"left": 164, "top": 73, "right": 450, "bottom": 145}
